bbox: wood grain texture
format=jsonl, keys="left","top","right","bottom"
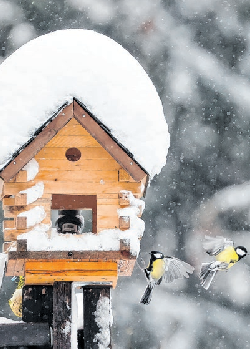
{"left": 5, "top": 258, "right": 24, "bottom": 276}
{"left": 118, "top": 168, "right": 134, "bottom": 182}
{"left": 53, "top": 282, "right": 72, "bottom": 349}
{"left": 0, "top": 103, "right": 73, "bottom": 181}
{"left": 9, "top": 170, "right": 27, "bottom": 183}
{"left": 4, "top": 229, "right": 24, "bottom": 241}
{"left": 46, "top": 135, "right": 101, "bottom": 148}
{"left": 22, "top": 285, "right": 53, "bottom": 324}
{"left": 3, "top": 219, "right": 15, "bottom": 229}
{"left": 36, "top": 146, "right": 113, "bottom": 159}
{"left": 35, "top": 169, "right": 118, "bottom": 182}
{"left": 35, "top": 158, "right": 121, "bottom": 171}
{"left": 15, "top": 193, "right": 27, "bottom": 205}
{"left": 4, "top": 201, "right": 51, "bottom": 218}
{"left": 2, "top": 197, "right": 15, "bottom": 206}
{"left": 73, "top": 99, "right": 148, "bottom": 182}
{"left": 25, "top": 260, "right": 118, "bottom": 286}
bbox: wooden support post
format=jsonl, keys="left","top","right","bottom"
{"left": 82, "top": 285, "right": 112, "bottom": 349}
{"left": 22, "top": 285, "right": 53, "bottom": 325}
{"left": 53, "top": 281, "right": 72, "bottom": 349}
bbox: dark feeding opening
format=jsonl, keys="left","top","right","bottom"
{"left": 56, "top": 210, "right": 83, "bottom": 234}
{"left": 52, "top": 209, "right": 93, "bottom": 234}
{"left": 65, "top": 147, "right": 81, "bottom": 161}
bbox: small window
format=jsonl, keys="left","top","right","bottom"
{"left": 51, "top": 194, "right": 97, "bottom": 233}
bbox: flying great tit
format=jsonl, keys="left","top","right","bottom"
{"left": 200, "top": 235, "right": 248, "bottom": 290}
{"left": 140, "top": 251, "right": 195, "bottom": 305}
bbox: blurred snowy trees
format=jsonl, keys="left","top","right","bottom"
{"left": 1, "top": 0, "right": 250, "bottom": 348}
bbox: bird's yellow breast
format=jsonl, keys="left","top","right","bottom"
{"left": 216, "top": 246, "right": 239, "bottom": 268}
{"left": 150, "top": 259, "right": 166, "bottom": 279}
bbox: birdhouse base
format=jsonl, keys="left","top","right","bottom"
{"left": 24, "top": 259, "right": 118, "bottom": 287}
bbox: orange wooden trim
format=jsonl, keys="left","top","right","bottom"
{"left": 0, "top": 103, "right": 73, "bottom": 181}
{"left": 73, "top": 99, "right": 148, "bottom": 182}
{"left": 25, "top": 260, "right": 118, "bottom": 287}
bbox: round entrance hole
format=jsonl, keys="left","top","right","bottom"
{"left": 65, "top": 147, "right": 81, "bottom": 161}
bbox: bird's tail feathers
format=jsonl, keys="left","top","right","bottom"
{"left": 140, "top": 282, "right": 155, "bottom": 305}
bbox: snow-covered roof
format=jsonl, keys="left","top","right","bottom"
{"left": 0, "top": 29, "right": 169, "bottom": 178}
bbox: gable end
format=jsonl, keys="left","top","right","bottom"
{"left": 0, "top": 100, "right": 148, "bottom": 183}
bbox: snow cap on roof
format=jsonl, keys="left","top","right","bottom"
{"left": 0, "top": 29, "right": 169, "bottom": 178}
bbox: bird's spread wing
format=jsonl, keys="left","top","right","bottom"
{"left": 164, "top": 257, "right": 195, "bottom": 283}
{"left": 199, "top": 261, "right": 229, "bottom": 290}
{"left": 202, "top": 235, "right": 233, "bottom": 256}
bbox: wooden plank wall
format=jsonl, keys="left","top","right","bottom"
{"left": 2, "top": 118, "right": 146, "bottom": 248}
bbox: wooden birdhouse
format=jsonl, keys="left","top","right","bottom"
{"left": 1, "top": 98, "right": 148, "bottom": 288}
{"left": 0, "top": 29, "right": 169, "bottom": 348}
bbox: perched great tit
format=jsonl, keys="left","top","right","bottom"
{"left": 140, "top": 251, "right": 195, "bottom": 305}
{"left": 200, "top": 235, "right": 248, "bottom": 290}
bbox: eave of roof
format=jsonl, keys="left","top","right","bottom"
{"left": 0, "top": 99, "right": 148, "bottom": 184}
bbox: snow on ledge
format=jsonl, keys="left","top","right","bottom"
{"left": 17, "top": 223, "right": 144, "bottom": 257}
{"left": 20, "top": 181, "right": 44, "bottom": 204}
{"left": 17, "top": 206, "right": 46, "bottom": 227}
{"left": 23, "top": 158, "right": 39, "bottom": 181}
{"left": 0, "top": 29, "right": 169, "bottom": 178}
{"left": 17, "top": 191, "right": 145, "bottom": 256}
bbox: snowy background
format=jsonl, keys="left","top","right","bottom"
{"left": 1, "top": 1, "right": 250, "bottom": 348}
